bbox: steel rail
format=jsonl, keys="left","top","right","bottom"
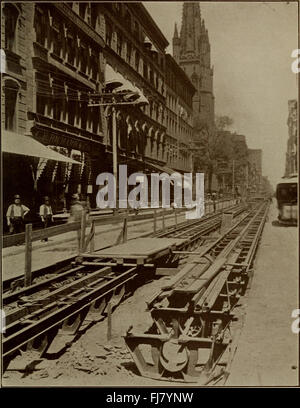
{"left": 124, "top": 201, "right": 270, "bottom": 382}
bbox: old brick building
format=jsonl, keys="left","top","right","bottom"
{"left": 165, "top": 54, "right": 195, "bottom": 173}
{"left": 2, "top": 2, "right": 197, "bottom": 220}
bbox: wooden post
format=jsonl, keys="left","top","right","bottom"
{"left": 79, "top": 209, "right": 87, "bottom": 254}
{"left": 89, "top": 220, "right": 95, "bottom": 253}
{"left": 107, "top": 302, "right": 112, "bottom": 341}
{"left": 153, "top": 208, "right": 157, "bottom": 234}
{"left": 162, "top": 208, "right": 166, "bottom": 232}
{"left": 122, "top": 215, "right": 128, "bottom": 243}
{"left": 25, "top": 224, "right": 32, "bottom": 287}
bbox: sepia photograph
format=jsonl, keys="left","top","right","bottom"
{"left": 1, "top": 0, "right": 299, "bottom": 390}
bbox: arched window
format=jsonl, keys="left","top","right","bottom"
{"left": 105, "top": 19, "right": 112, "bottom": 47}
{"left": 135, "top": 51, "right": 140, "bottom": 73}
{"left": 79, "top": 3, "right": 88, "bottom": 20}
{"left": 4, "top": 4, "right": 20, "bottom": 53}
{"left": 4, "top": 78, "right": 20, "bottom": 131}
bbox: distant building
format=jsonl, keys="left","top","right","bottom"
{"left": 216, "top": 132, "right": 249, "bottom": 194}
{"left": 248, "top": 149, "right": 262, "bottom": 192}
{"left": 285, "top": 99, "right": 297, "bottom": 177}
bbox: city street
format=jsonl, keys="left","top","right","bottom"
{"left": 3, "top": 202, "right": 298, "bottom": 387}
{"left": 1, "top": 1, "right": 298, "bottom": 390}
{"left": 227, "top": 202, "right": 298, "bottom": 386}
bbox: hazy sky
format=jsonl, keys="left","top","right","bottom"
{"left": 144, "top": 1, "right": 298, "bottom": 187}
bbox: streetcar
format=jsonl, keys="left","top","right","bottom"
{"left": 275, "top": 175, "right": 298, "bottom": 225}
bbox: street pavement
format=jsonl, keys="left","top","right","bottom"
{"left": 226, "top": 202, "right": 298, "bottom": 386}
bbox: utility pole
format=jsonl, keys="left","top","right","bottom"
{"left": 112, "top": 105, "right": 118, "bottom": 214}
{"left": 232, "top": 159, "right": 235, "bottom": 195}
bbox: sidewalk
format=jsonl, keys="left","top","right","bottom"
{"left": 2, "top": 200, "right": 233, "bottom": 282}
{"left": 2, "top": 211, "right": 187, "bottom": 281}
{"left": 226, "top": 202, "right": 298, "bottom": 386}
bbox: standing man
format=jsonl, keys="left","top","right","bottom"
{"left": 6, "top": 195, "right": 30, "bottom": 234}
{"left": 40, "top": 196, "right": 53, "bottom": 242}
{"left": 212, "top": 192, "right": 217, "bottom": 213}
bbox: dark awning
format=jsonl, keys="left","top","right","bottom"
{"left": 2, "top": 131, "right": 80, "bottom": 164}
{"left": 144, "top": 160, "right": 176, "bottom": 176}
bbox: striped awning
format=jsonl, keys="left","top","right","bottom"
{"left": 3, "top": 131, "right": 80, "bottom": 164}
{"left": 105, "top": 64, "right": 149, "bottom": 106}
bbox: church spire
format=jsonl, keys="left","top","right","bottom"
{"left": 172, "top": 22, "right": 181, "bottom": 62}
{"left": 173, "top": 1, "right": 215, "bottom": 126}
{"left": 180, "top": 2, "right": 202, "bottom": 56}
{"left": 173, "top": 22, "right": 179, "bottom": 39}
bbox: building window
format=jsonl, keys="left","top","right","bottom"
{"left": 79, "top": 3, "right": 88, "bottom": 20}
{"left": 126, "top": 42, "right": 132, "bottom": 64}
{"left": 133, "top": 21, "right": 139, "bottom": 40}
{"left": 149, "top": 69, "right": 154, "bottom": 85}
{"left": 105, "top": 19, "right": 112, "bottom": 47}
{"left": 34, "top": 7, "right": 46, "bottom": 48}
{"left": 91, "top": 4, "right": 98, "bottom": 29}
{"left": 80, "top": 100, "right": 88, "bottom": 130}
{"left": 52, "top": 82, "right": 63, "bottom": 121}
{"left": 67, "top": 32, "right": 76, "bottom": 66}
{"left": 79, "top": 43, "right": 88, "bottom": 74}
{"left": 125, "top": 10, "right": 132, "bottom": 32}
{"left": 4, "top": 79, "right": 19, "bottom": 131}
{"left": 135, "top": 51, "right": 140, "bottom": 72}
{"left": 90, "top": 53, "right": 98, "bottom": 81}
{"left": 36, "top": 73, "right": 51, "bottom": 117}
{"left": 4, "top": 4, "right": 19, "bottom": 53}
{"left": 92, "top": 106, "right": 101, "bottom": 134}
{"left": 67, "top": 89, "right": 78, "bottom": 127}
{"left": 52, "top": 19, "right": 63, "bottom": 58}
{"left": 117, "top": 32, "right": 123, "bottom": 55}
{"left": 143, "top": 62, "right": 148, "bottom": 80}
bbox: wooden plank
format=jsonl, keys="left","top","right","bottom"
{"left": 155, "top": 268, "right": 179, "bottom": 276}
{"left": 90, "top": 238, "right": 181, "bottom": 257}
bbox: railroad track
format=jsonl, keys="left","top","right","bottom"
{"left": 1, "top": 203, "right": 246, "bottom": 372}
{"left": 124, "top": 201, "right": 270, "bottom": 384}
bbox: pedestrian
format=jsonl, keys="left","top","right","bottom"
{"left": 212, "top": 192, "right": 217, "bottom": 212}
{"left": 69, "top": 194, "right": 85, "bottom": 249}
{"left": 6, "top": 195, "right": 30, "bottom": 234}
{"left": 39, "top": 196, "right": 53, "bottom": 242}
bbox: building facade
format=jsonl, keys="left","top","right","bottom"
{"left": 2, "top": 2, "right": 107, "bottom": 215}
{"left": 285, "top": 99, "right": 297, "bottom": 177}
{"left": 2, "top": 2, "right": 196, "bottom": 221}
{"left": 99, "top": 2, "right": 168, "bottom": 177}
{"left": 165, "top": 54, "right": 195, "bottom": 173}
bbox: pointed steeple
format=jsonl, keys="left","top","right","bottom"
{"left": 172, "top": 22, "right": 181, "bottom": 62}
{"left": 180, "top": 2, "right": 202, "bottom": 57}
{"left": 174, "top": 1, "right": 215, "bottom": 125}
{"left": 173, "top": 22, "right": 179, "bottom": 39}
